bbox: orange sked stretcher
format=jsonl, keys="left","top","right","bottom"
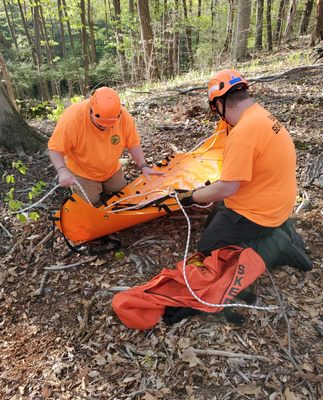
{"left": 54, "top": 121, "right": 228, "bottom": 244}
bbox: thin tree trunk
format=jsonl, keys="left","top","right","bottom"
{"left": 57, "top": 0, "right": 67, "bottom": 58}
{"left": 284, "top": 0, "right": 298, "bottom": 42}
{"left": 112, "top": 0, "right": 128, "bottom": 82}
{"left": 57, "top": 0, "right": 73, "bottom": 95}
{"left": 310, "top": 0, "right": 323, "bottom": 45}
{"left": 33, "top": 4, "right": 50, "bottom": 100}
{"left": 128, "top": 0, "right": 139, "bottom": 82}
{"left": 137, "top": 0, "right": 159, "bottom": 80}
{"left": 80, "top": 0, "right": 89, "bottom": 93}
{"left": 17, "top": 0, "right": 38, "bottom": 66}
{"left": 223, "top": 0, "right": 235, "bottom": 53}
{"left": 255, "top": 0, "right": 264, "bottom": 49}
{"left": 195, "top": 0, "right": 202, "bottom": 49}
{"left": 62, "top": 0, "right": 76, "bottom": 56}
{"left": 173, "top": 0, "right": 180, "bottom": 75}
{"left": 299, "top": 0, "right": 314, "bottom": 35}
{"left": 88, "top": 0, "right": 97, "bottom": 65}
{"left": 266, "top": 0, "right": 273, "bottom": 50}
{"left": 2, "top": 0, "right": 19, "bottom": 50}
{"left": 275, "top": 0, "right": 286, "bottom": 45}
{"left": 182, "top": 0, "right": 194, "bottom": 68}
{"left": 232, "top": 0, "right": 251, "bottom": 61}
{"left": 39, "top": 4, "right": 59, "bottom": 96}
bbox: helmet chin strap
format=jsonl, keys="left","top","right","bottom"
{"left": 215, "top": 95, "right": 227, "bottom": 122}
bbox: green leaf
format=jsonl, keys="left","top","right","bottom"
{"left": 29, "top": 212, "right": 40, "bottom": 221}
{"left": 17, "top": 214, "right": 27, "bottom": 223}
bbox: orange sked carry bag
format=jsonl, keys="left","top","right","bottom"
{"left": 53, "top": 120, "right": 230, "bottom": 244}
{"left": 112, "top": 246, "right": 265, "bottom": 330}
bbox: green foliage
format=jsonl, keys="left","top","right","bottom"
{"left": 12, "top": 160, "right": 28, "bottom": 175}
{"left": 48, "top": 95, "right": 83, "bottom": 121}
{"left": 48, "top": 96, "right": 66, "bottom": 122}
{"left": 2, "top": 160, "right": 45, "bottom": 223}
{"left": 30, "top": 101, "right": 51, "bottom": 119}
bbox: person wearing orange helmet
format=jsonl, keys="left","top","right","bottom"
{"left": 48, "top": 87, "right": 163, "bottom": 205}
{"left": 179, "top": 68, "right": 306, "bottom": 259}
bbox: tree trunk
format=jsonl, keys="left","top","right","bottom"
{"left": 284, "top": 0, "right": 298, "bottom": 42}
{"left": 266, "top": 0, "right": 273, "bottom": 51}
{"left": 173, "top": 0, "right": 180, "bottom": 75}
{"left": 128, "top": 0, "right": 139, "bottom": 82}
{"left": 88, "top": 0, "right": 97, "bottom": 65}
{"left": 299, "top": 0, "right": 314, "bottom": 35}
{"left": 195, "top": 0, "right": 202, "bottom": 49}
{"left": 39, "top": 4, "right": 59, "bottom": 97}
{"left": 182, "top": 0, "right": 194, "bottom": 68}
{"left": 0, "top": 48, "right": 17, "bottom": 110}
{"left": 223, "top": 0, "right": 235, "bottom": 54}
{"left": 255, "top": 0, "right": 264, "bottom": 49}
{"left": 17, "top": 0, "right": 38, "bottom": 66}
{"left": 275, "top": 0, "right": 286, "bottom": 45}
{"left": 80, "top": 0, "right": 89, "bottom": 94}
{"left": 310, "top": 0, "right": 323, "bottom": 45}
{"left": 2, "top": 0, "right": 19, "bottom": 50}
{"left": 112, "top": 0, "right": 128, "bottom": 82}
{"left": 0, "top": 84, "right": 46, "bottom": 155}
{"left": 232, "top": 0, "right": 251, "bottom": 61}
{"left": 62, "top": 0, "right": 76, "bottom": 56}
{"left": 33, "top": 4, "right": 50, "bottom": 101}
{"left": 137, "top": 0, "right": 159, "bottom": 80}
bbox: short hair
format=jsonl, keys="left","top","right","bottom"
{"left": 225, "top": 86, "right": 250, "bottom": 107}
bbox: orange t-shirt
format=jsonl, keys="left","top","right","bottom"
{"left": 48, "top": 100, "right": 141, "bottom": 181}
{"left": 221, "top": 103, "right": 296, "bottom": 227}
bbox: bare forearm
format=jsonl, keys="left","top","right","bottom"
{"left": 192, "top": 180, "right": 240, "bottom": 203}
{"left": 128, "top": 145, "right": 146, "bottom": 168}
{"left": 48, "top": 149, "right": 75, "bottom": 186}
{"left": 48, "top": 150, "right": 66, "bottom": 172}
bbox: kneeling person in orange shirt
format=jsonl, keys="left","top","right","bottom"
{"left": 179, "top": 69, "right": 310, "bottom": 270}
{"left": 48, "top": 87, "right": 162, "bottom": 205}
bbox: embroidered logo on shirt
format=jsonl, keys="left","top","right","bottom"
{"left": 111, "top": 135, "right": 120, "bottom": 145}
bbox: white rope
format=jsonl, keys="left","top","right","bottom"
{"left": 170, "top": 190, "right": 279, "bottom": 312}
{"left": 103, "top": 189, "right": 170, "bottom": 213}
{"left": 11, "top": 180, "right": 94, "bottom": 215}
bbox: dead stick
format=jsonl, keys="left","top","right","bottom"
{"left": 8, "top": 230, "right": 29, "bottom": 255}
{"left": 191, "top": 348, "right": 270, "bottom": 361}
{"left": 36, "top": 230, "right": 55, "bottom": 248}
{"left": 34, "top": 271, "right": 49, "bottom": 296}
{"left": 45, "top": 256, "right": 97, "bottom": 270}
{"left": 0, "top": 221, "right": 13, "bottom": 238}
{"left": 78, "top": 298, "right": 93, "bottom": 338}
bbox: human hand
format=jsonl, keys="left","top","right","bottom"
{"left": 58, "top": 168, "right": 75, "bottom": 186}
{"left": 177, "top": 190, "right": 196, "bottom": 207}
{"left": 142, "top": 166, "right": 164, "bottom": 182}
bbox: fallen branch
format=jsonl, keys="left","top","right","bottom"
{"left": 36, "top": 230, "right": 55, "bottom": 248}
{"left": 249, "top": 64, "right": 323, "bottom": 84}
{"left": 0, "top": 221, "right": 13, "bottom": 238}
{"left": 191, "top": 348, "right": 270, "bottom": 362}
{"left": 45, "top": 256, "right": 97, "bottom": 270}
{"left": 148, "top": 65, "right": 323, "bottom": 98}
{"left": 77, "top": 298, "right": 93, "bottom": 338}
{"left": 34, "top": 271, "right": 50, "bottom": 296}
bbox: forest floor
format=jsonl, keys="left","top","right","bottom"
{"left": 0, "top": 41, "right": 322, "bottom": 400}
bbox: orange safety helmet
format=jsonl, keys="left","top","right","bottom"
{"left": 90, "top": 87, "right": 121, "bottom": 127}
{"left": 208, "top": 69, "right": 248, "bottom": 103}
